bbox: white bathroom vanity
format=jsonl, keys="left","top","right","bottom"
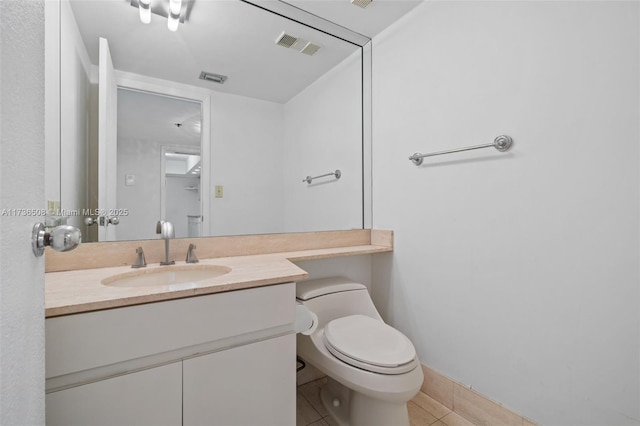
{"left": 46, "top": 283, "right": 296, "bottom": 425}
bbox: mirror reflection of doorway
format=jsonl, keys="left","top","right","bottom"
{"left": 116, "top": 88, "right": 202, "bottom": 240}
{"left": 162, "top": 148, "right": 202, "bottom": 238}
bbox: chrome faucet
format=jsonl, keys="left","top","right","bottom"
{"left": 156, "top": 221, "right": 175, "bottom": 265}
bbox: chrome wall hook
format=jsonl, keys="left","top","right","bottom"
{"left": 32, "top": 223, "right": 82, "bottom": 257}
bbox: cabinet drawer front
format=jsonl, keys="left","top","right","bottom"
{"left": 46, "top": 361, "right": 182, "bottom": 426}
{"left": 47, "top": 283, "right": 295, "bottom": 378}
{"left": 183, "top": 334, "right": 296, "bottom": 426}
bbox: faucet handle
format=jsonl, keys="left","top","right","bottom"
{"left": 131, "top": 246, "right": 147, "bottom": 268}
{"left": 186, "top": 243, "right": 199, "bottom": 264}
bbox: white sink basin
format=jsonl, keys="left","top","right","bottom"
{"left": 102, "top": 265, "right": 231, "bottom": 288}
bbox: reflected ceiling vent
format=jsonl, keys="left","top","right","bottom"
{"left": 199, "top": 71, "right": 227, "bottom": 84}
{"left": 275, "top": 31, "right": 321, "bottom": 56}
{"left": 300, "top": 43, "right": 321, "bottom": 56}
{"left": 351, "top": 0, "right": 372, "bottom": 8}
{"left": 276, "top": 31, "right": 298, "bottom": 48}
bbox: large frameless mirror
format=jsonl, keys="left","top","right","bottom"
{"left": 46, "top": 0, "right": 368, "bottom": 242}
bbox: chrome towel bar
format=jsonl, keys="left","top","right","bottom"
{"left": 409, "top": 135, "right": 513, "bottom": 166}
{"left": 303, "top": 169, "right": 341, "bottom": 184}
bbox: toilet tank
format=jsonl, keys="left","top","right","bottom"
{"left": 296, "top": 277, "right": 382, "bottom": 328}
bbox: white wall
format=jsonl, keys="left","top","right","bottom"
{"left": 294, "top": 255, "right": 372, "bottom": 291}
{"left": 282, "top": 51, "right": 363, "bottom": 233}
{"left": 371, "top": 2, "right": 639, "bottom": 425}
{"left": 210, "top": 91, "right": 285, "bottom": 236}
{"left": 116, "top": 138, "right": 167, "bottom": 240}
{"left": 59, "top": 0, "right": 91, "bottom": 230}
{"left": 0, "top": 0, "right": 46, "bottom": 423}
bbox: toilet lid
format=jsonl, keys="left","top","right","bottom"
{"left": 323, "top": 315, "right": 417, "bottom": 374}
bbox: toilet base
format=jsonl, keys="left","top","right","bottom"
{"left": 320, "top": 377, "right": 410, "bottom": 426}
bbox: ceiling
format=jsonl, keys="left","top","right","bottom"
{"left": 69, "top": 0, "right": 421, "bottom": 103}
{"left": 285, "top": 0, "right": 422, "bottom": 38}
{"left": 117, "top": 88, "right": 202, "bottom": 146}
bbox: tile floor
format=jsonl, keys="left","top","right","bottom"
{"left": 296, "top": 365, "right": 476, "bottom": 426}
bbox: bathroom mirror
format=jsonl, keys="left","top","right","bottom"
{"left": 49, "top": 0, "right": 367, "bottom": 242}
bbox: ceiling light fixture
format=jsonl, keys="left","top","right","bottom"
{"left": 138, "top": 0, "right": 151, "bottom": 23}
{"left": 131, "top": 0, "right": 194, "bottom": 31}
{"left": 168, "top": 0, "right": 182, "bottom": 31}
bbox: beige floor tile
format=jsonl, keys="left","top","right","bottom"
{"left": 307, "top": 419, "right": 330, "bottom": 426}
{"left": 298, "top": 377, "right": 329, "bottom": 417}
{"left": 323, "top": 414, "right": 339, "bottom": 426}
{"left": 408, "top": 400, "right": 439, "bottom": 426}
{"left": 412, "top": 391, "right": 452, "bottom": 420}
{"left": 297, "top": 361, "right": 326, "bottom": 386}
{"left": 431, "top": 421, "right": 448, "bottom": 426}
{"left": 453, "top": 383, "right": 522, "bottom": 426}
{"left": 297, "top": 390, "right": 322, "bottom": 426}
{"left": 440, "top": 411, "right": 477, "bottom": 426}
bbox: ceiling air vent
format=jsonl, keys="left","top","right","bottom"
{"left": 276, "top": 31, "right": 298, "bottom": 48}
{"left": 199, "top": 71, "right": 227, "bottom": 84}
{"left": 275, "top": 32, "right": 321, "bottom": 56}
{"left": 351, "top": 0, "right": 372, "bottom": 8}
{"left": 300, "top": 43, "right": 321, "bottom": 56}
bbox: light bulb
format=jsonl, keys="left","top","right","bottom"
{"left": 167, "top": 0, "right": 181, "bottom": 31}
{"left": 169, "top": 0, "right": 182, "bottom": 15}
{"left": 139, "top": 0, "right": 151, "bottom": 24}
{"left": 167, "top": 14, "right": 179, "bottom": 31}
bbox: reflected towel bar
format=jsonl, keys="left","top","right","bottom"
{"left": 303, "top": 170, "right": 341, "bottom": 184}
{"left": 409, "top": 135, "right": 513, "bottom": 166}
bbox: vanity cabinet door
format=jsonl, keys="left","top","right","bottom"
{"left": 46, "top": 361, "right": 182, "bottom": 426}
{"left": 183, "top": 334, "right": 296, "bottom": 426}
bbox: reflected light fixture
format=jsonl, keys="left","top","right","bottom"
{"left": 168, "top": 0, "right": 182, "bottom": 32}
{"left": 131, "top": 0, "right": 193, "bottom": 31}
{"left": 139, "top": 0, "right": 151, "bottom": 23}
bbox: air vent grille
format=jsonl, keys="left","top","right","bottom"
{"left": 301, "top": 43, "right": 321, "bottom": 56}
{"left": 351, "top": 0, "right": 372, "bottom": 8}
{"left": 275, "top": 31, "right": 321, "bottom": 56}
{"left": 199, "top": 71, "right": 227, "bottom": 84}
{"left": 276, "top": 32, "right": 298, "bottom": 48}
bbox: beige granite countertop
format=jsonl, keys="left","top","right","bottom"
{"left": 45, "top": 244, "right": 391, "bottom": 317}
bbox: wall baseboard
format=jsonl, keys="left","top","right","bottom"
{"left": 420, "top": 364, "right": 538, "bottom": 426}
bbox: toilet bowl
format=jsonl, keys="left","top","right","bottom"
{"left": 296, "top": 277, "right": 424, "bottom": 426}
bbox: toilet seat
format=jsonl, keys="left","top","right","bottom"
{"left": 323, "top": 314, "right": 418, "bottom": 375}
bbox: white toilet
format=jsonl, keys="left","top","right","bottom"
{"left": 296, "top": 277, "right": 424, "bottom": 426}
